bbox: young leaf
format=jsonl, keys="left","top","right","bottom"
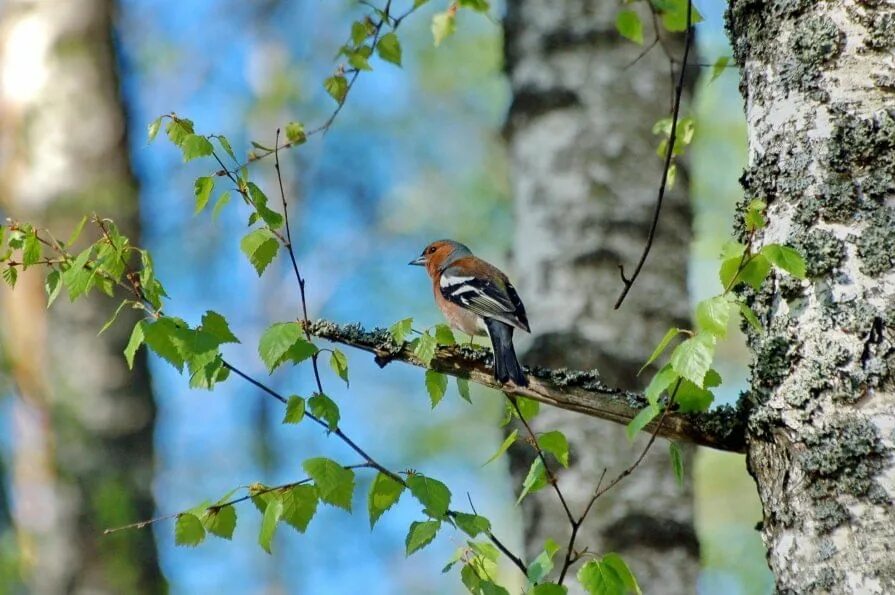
{"left": 285, "top": 121, "right": 306, "bottom": 145}
{"left": 538, "top": 431, "right": 570, "bottom": 468}
{"left": 389, "top": 317, "right": 413, "bottom": 344}
{"left": 302, "top": 458, "right": 355, "bottom": 511}
{"left": 515, "top": 397, "right": 540, "bottom": 422}
{"left": 240, "top": 228, "right": 279, "bottom": 276}
{"left": 22, "top": 232, "right": 40, "bottom": 267}
{"left": 258, "top": 496, "right": 283, "bottom": 554}
{"left": 194, "top": 176, "right": 215, "bottom": 214}
{"left": 425, "top": 370, "right": 448, "bottom": 408}
{"left": 431, "top": 10, "right": 456, "bottom": 46}
{"left": 738, "top": 302, "right": 763, "bottom": 332}
{"left": 143, "top": 317, "right": 187, "bottom": 371}
{"left": 203, "top": 505, "right": 237, "bottom": 540}
{"left": 452, "top": 512, "right": 491, "bottom": 537}
{"left": 212, "top": 191, "right": 231, "bottom": 221}
{"left": 528, "top": 538, "right": 561, "bottom": 584}
{"left": 639, "top": 328, "right": 684, "bottom": 374}
{"left": 45, "top": 270, "right": 63, "bottom": 308}
{"left": 407, "top": 475, "right": 451, "bottom": 519}
{"left": 368, "top": 472, "right": 404, "bottom": 528}
{"left": 669, "top": 443, "right": 684, "bottom": 488}
{"left": 710, "top": 56, "right": 731, "bottom": 82}
{"left": 516, "top": 457, "right": 547, "bottom": 504}
{"left": 124, "top": 320, "right": 147, "bottom": 369}
{"left": 413, "top": 332, "right": 437, "bottom": 366}
{"left": 281, "top": 484, "right": 318, "bottom": 533}
{"left": 165, "top": 117, "right": 194, "bottom": 145}
{"left": 615, "top": 10, "right": 644, "bottom": 44}
{"left": 762, "top": 244, "right": 807, "bottom": 279}
{"left": 324, "top": 75, "right": 348, "bottom": 103}
{"left": 66, "top": 215, "right": 88, "bottom": 247}
{"left": 405, "top": 520, "right": 440, "bottom": 556}
{"left": 1, "top": 267, "right": 16, "bottom": 289}
{"left": 329, "top": 348, "right": 349, "bottom": 386}
{"left": 577, "top": 559, "right": 624, "bottom": 595}
{"left": 181, "top": 134, "right": 215, "bottom": 162}
{"left": 626, "top": 404, "right": 659, "bottom": 441}
{"left": 434, "top": 324, "right": 456, "bottom": 345}
{"left": 258, "top": 322, "right": 303, "bottom": 372}
{"left": 482, "top": 429, "right": 517, "bottom": 466}
{"left": 456, "top": 377, "right": 472, "bottom": 403}
{"left": 174, "top": 513, "right": 206, "bottom": 547}
{"left": 695, "top": 296, "right": 732, "bottom": 338}
{"left": 669, "top": 332, "right": 715, "bottom": 387}
{"left": 201, "top": 310, "right": 239, "bottom": 344}
{"left": 147, "top": 117, "right": 162, "bottom": 142}
{"left": 309, "top": 393, "right": 340, "bottom": 431}
{"left": 659, "top": 0, "right": 703, "bottom": 32}
{"left": 601, "top": 553, "right": 642, "bottom": 595}
{"left": 744, "top": 198, "right": 767, "bottom": 230}
{"left": 377, "top": 32, "right": 402, "bottom": 66}
{"left": 738, "top": 253, "right": 772, "bottom": 290}
{"left": 643, "top": 364, "right": 678, "bottom": 407}
{"left": 532, "top": 585, "right": 568, "bottom": 595}
{"left": 283, "top": 396, "right": 306, "bottom": 424}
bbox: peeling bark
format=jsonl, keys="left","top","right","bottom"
{"left": 503, "top": 1, "right": 699, "bottom": 591}
{"left": 727, "top": 1, "right": 895, "bottom": 592}
{"left": 0, "top": 1, "right": 161, "bottom": 593}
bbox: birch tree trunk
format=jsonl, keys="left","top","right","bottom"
{"left": 504, "top": 2, "right": 698, "bottom": 591}
{"left": 727, "top": 1, "right": 895, "bottom": 592}
{"left": 0, "top": 1, "right": 161, "bottom": 593}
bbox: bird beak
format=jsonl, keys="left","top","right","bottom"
{"left": 409, "top": 256, "right": 426, "bottom": 266}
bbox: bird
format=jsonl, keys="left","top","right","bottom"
{"left": 410, "top": 239, "right": 530, "bottom": 386}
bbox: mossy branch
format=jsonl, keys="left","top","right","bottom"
{"left": 304, "top": 320, "right": 747, "bottom": 453}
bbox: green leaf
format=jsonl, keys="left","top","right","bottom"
{"left": 1, "top": 267, "right": 16, "bottom": 289}
{"left": 616, "top": 10, "right": 643, "bottom": 44}
{"left": 212, "top": 191, "right": 231, "bottom": 221}
{"left": 181, "top": 134, "right": 215, "bottom": 162}
{"left": 456, "top": 377, "right": 472, "bottom": 403}
{"left": 351, "top": 20, "right": 371, "bottom": 45}
{"left": 739, "top": 253, "right": 772, "bottom": 290}
{"left": 483, "top": 429, "right": 517, "bottom": 466}
{"left": 143, "top": 317, "right": 187, "bottom": 371}
{"left": 201, "top": 310, "right": 239, "bottom": 344}
{"left": 329, "top": 348, "right": 349, "bottom": 386}
{"left": 458, "top": 0, "right": 489, "bottom": 10}
{"left": 602, "top": 553, "right": 642, "bottom": 595}
{"left": 644, "top": 364, "right": 678, "bottom": 407}
{"left": 413, "top": 332, "right": 437, "bottom": 366}
{"left": 240, "top": 228, "right": 279, "bottom": 276}
{"left": 695, "top": 296, "right": 732, "bottom": 338}
{"left": 377, "top": 32, "right": 402, "bottom": 66}
{"left": 389, "top": 317, "right": 413, "bottom": 344}
{"left": 669, "top": 332, "right": 715, "bottom": 387}
{"left": 147, "top": 117, "right": 162, "bottom": 142}
{"left": 639, "top": 328, "right": 684, "bottom": 374}
{"left": 203, "top": 505, "right": 236, "bottom": 540}
{"left": 165, "top": 117, "right": 194, "bottom": 145}
{"left": 434, "top": 323, "right": 456, "bottom": 345}
{"left": 281, "top": 484, "right": 318, "bottom": 533}
{"left": 283, "top": 396, "right": 306, "bottom": 424}
{"left": 578, "top": 559, "right": 625, "bottom": 595}
{"left": 194, "top": 176, "right": 214, "bottom": 214}
{"left": 425, "top": 370, "right": 448, "bottom": 408}
{"left": 309, "top": 393, "right": 340, "bottom": 431}
{"left": 711, "top": 56, "right": 731, "bottom": 82}
{"left": 675, "top": 369, "right": 720, "bottom": 412}
{"left": 407, "top": 475, "right": 451, "bottom": 519}
{"left": 258, "top": 322, "right": 301, "bottom": 371}
{"left": 744, "top": 198, "right": 766, "bottom": 230}
{"left": 124, "top": 320, "right": 147, "bottom": 369}
{"left": 533, "top": 585, "right": 568, "bottom": 595}
{"left": 658, "top": 0, "right": 703, "bottom": 32}
{"left": 45, "top": 270, "right": 63, "bottom": 308}
{"left": 516, "top": 457, "right": 547, "bottom": 504}
{"left": 516, "top": 397, "right": 540, "bottom": 421}
{"left": 174, "top": 513, "right": 205, "bottom": 547}
{"left": 324, "top": 75, "right": 348, "bottom": 103}
{"left": 738, "top": 302, "right": 763, "bottom": 332}
{"left": 98, "top": 300, "right": 129, "bottom": 336}
{"left": 246, "top": 182, "right": 284, "bottom": 229}
{"left": 431, "top": 10, "right": 456, "bottom": 47}
{"left": 22, "top": 232, "right": 40, "bottom": 267}
{"left": 62, "top": 246, "right": 95, "bottom": 301}
{"left": 669, "top": 443, "right": 684, "bottom": 488}
{"left": 626, "top": 404, "right": 659, "bottom": 441}
{"left": 303, "top": 458, "right": 355, "bottom": 511}
{"left": 368, "top": 472, "right": 404, "bottom": 528}
{"left": 405, "top": 520, "right": 440, "bottom": 556}
{"left": 258, "top": 496, "right": 283, "bottom": 554}
{"left": 528, "top": 538, "right": 561, "bottom": 584}
{"left": 66, "top": 215, "right": 88, "bottom": 247}
{"left": 762, "top": 244, "right": 807, "bottom": 279}
{"left": 452, "top": 512, "right": 491, "bottom": 537}
{"left": 215, "top": 135, "right": 236, "bottom": 161}
{"left": 481, "top": 581, "right": 510, "bottom": 595}
{"left": 539, "top": 431, "right": 570, "bottom": 468}
{"left": 347, "top": 48, "right": 372, "bottom": 72}
{"left": 285, "top": 121, "right": 306, "bottom": 145}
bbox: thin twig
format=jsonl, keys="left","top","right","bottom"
{"left": 614, "top": 0, "right": 694, "bottom": 309}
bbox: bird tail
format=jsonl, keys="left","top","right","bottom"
{"left": 484, "top": 318, "right": 528, "bottom": 387}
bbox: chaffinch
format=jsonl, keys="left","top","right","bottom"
{"left": 410, "top": 239, "right": 530, "bottom": 386}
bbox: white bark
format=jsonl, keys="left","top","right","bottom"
{"left": 504, "top": 1, "right": 698, "bottom": 592}
{"left": 0, "top": 1, "right": 160, "bottom": 593}
{"left": 728, "top": 0, "right": 895, "bottom": 592}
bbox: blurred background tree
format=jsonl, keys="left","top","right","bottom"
{"left": 0, "top": 0, "right": 160, "bottom": 593}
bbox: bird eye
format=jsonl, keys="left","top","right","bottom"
{"left": 426, "top": 246, "right": 436, "bottom": 255}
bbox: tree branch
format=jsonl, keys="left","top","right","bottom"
{"left": 304, "top": 320, "right": 746, "bottom": 453}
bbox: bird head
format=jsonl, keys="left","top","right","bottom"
{"left": 409, "top": 239, "right": 472, "bottom": 276}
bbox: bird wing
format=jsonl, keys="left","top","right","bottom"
{"left": 439, "top": 261, "right": 530, "bottom": 332}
